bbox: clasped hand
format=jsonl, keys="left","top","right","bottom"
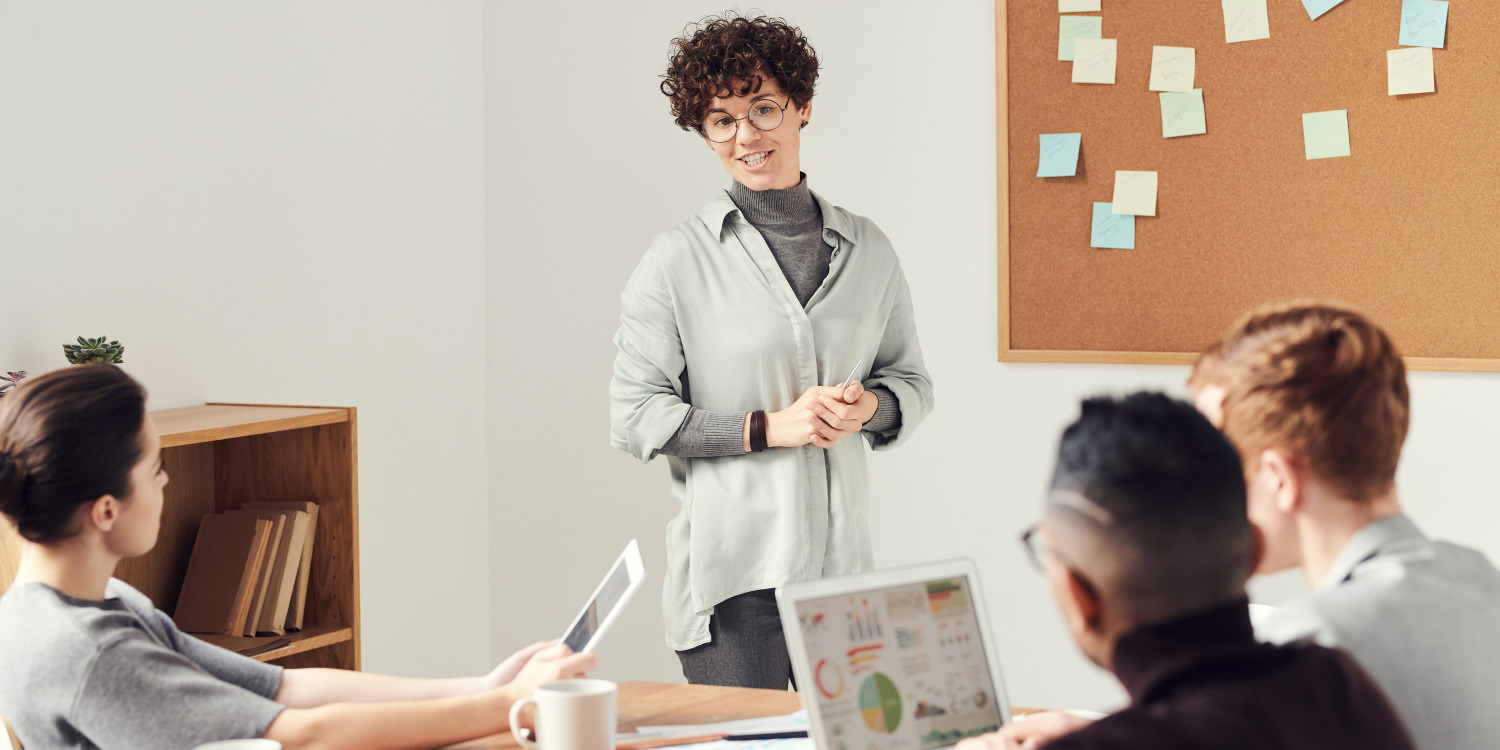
{"left": 769, "top": 382, "right": 877, "bottom": 449}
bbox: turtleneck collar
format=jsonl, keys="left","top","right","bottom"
{"left": 727, "top": 173, "right": 818, "bottom": 227}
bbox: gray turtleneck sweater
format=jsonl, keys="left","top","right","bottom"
{"left": 659, "top": 177, "right": 900, "bottom": 457}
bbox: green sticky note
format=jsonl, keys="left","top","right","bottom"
{"left": 1059, "top": 16, "right": 1103, "bottom": 61}
{"left": 1160, "top": 90, "right": 1207, "bottom": 138}
{"left": 1303, "top": 110, "right": 1351, "bottom": 159}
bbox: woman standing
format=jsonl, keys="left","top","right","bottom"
{"left": 610, "top": 13, "right": 934, "bottom": 689}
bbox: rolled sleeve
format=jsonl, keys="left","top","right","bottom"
{"left": 610, "top": 241, "right": 694, "bottom": 463}
{"left": 862, "top": 271, "right": 934, "bottom": 451}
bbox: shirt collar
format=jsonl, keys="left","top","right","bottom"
{"left": 696, "top": 176, "right": 858, "bottom": 248}
{"left": 1110, "top": 598, "right": 1259, "bottom": 705}
{"left": 1319, "top": 514, "right": 1427, "bottom": 589}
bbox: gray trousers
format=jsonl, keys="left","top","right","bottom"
{"left": 676, "top": 589, "right": 796, "bottom": 690}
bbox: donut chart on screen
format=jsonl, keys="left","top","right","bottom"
{"left": 858, "top": 672, "right": 902, "bottom": 733}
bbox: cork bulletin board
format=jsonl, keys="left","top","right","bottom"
{"left": 997, "top": 0, "right": 1500, "bottom": 370}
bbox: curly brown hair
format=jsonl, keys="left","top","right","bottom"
{"left": 660, "top": 13, "right": 820, "bottom": 134}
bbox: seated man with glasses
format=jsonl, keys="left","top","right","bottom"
{"left": 959, "top": 392, "right": 1414, "bottom": 750}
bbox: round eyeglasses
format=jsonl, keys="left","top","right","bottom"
{"left": 700, "top": 96, "right": 793, "bottom": 143}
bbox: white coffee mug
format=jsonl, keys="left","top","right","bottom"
{"left": 509, "top": 679, "right": 617, "bottom": 750}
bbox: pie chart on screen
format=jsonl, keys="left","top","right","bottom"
{"left": 859, "top": 673, "right": 902, "bottom": 733}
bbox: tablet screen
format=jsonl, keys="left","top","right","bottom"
{"left": 563, "top": 551, "right": 634, "bottom": 653}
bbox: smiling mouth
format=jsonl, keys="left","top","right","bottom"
{"left": 742, "top": 151, "right": 770, "bottom": 168}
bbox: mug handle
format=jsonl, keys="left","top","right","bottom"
{"left": 510, "top": 696, "right": 540, "bottom": 749}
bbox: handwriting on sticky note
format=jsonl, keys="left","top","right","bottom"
{"left": 1400, "top": 0, "right": 1448, "bottom": 49}
{"left": 1091, "top": 203, "right": 1136, "bottom": 250}
{"left": 1112, "top": 172, "right": 1159, "bottom": 217}
{"left": 1160, "top": 90, "right": 1207, "bottom": 138}
{"left": 1387, "top": 47, "right": 1435, "bottom": 95}
{"left": 1038, "top": 133, "right": 1083, "bottom": 178}
{"left": 1058, "top": 0, "right": 1100, "bottom": 11}
{"left": 1223, "top": 0, "right": 1270, "bottom": 43}
{"left": 1149, "top": 47, "right": 1195, "bottom": 92}
{"left": 1072, "top": 38, "right": 1118, "bottom": 85}
{"left": 1302, "top": 110, "right": 1351, "bottom": 160}
{"left": 1059, "top": 16, "right": 1103, "bottom": 61}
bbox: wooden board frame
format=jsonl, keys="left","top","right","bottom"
{"left": 996, "top": 0, "right": 1500, "bottom": 372}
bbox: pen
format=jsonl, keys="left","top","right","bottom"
{"left": 839, "top": 359, "right": 864, "bottom": 390}
{"left": 727, "top": 731, "right": 810, "bottom": 741}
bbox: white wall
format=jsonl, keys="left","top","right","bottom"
{"left": 0, "top": 1, "right": 492, "bottom": 678}
{"left": 3, "top": 0, "right": 1490, "bottom": 713}
{"left": 489, "top": 0, "right": 1500, "bottom": 713}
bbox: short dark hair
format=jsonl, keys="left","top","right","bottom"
{"left": 0, "top": 365, "right": 148, "bottom": 543}
{"left": 660, "top": 12, "right": 820, "bottom": 133}
{"left": 1050, "top": 392, "right": 1252, "bottom": 621}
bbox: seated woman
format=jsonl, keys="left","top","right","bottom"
{"left": 0, "top": 365, "right": 595, "bottom": 750}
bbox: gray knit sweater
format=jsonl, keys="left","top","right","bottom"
{"left": 658, "top": 177, "right": 900, "bottom": 457}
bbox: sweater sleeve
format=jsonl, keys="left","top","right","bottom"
{"left": 657, "top": 408, "right": 746, "bottom": 457}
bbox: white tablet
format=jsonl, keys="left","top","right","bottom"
{"left": 561, "top": 538, "right": 646, "bottom": 653}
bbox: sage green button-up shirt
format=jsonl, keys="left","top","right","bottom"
{"left": 611, "top": 188, "right": 934, "bottom": 650}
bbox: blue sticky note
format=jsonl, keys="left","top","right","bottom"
{"left": 1301, "top": 0, "right": 1346, "bottom": 20}
{"left": 1400, "top": 0, "right": 1448, "bottom": 48}
{"left": 1038, "top": 133, "right": 1082, "bottom": 177}
{"left": 1091, "top": 203, "right": 1135, "bottom": 249}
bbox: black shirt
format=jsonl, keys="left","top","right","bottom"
{"left": 1049, "top": 599, "right": 1415, "bottom": 750}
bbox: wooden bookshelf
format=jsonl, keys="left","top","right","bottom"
{"left": 0, "top": 403, "right": 361, "bottom": 671}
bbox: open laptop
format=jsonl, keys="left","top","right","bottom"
{"left": 777, "top": 559, "right": 1012, "bottom": 750}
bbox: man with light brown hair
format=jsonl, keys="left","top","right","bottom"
{"left": 1187, "top": 301, "right": 1500, "bottom": 750}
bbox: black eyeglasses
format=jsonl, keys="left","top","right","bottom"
{"left": 1020, "top": 522, "right": 1047, "bottom": 573}
{"left": 700, "top": 96, "right": 793, "bottom": 143}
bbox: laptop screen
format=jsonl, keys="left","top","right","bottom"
{"left": 790, "top": 574, "right": 1005, "bottom": 750}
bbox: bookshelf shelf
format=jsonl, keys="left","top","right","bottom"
{"left": 0, "top": 402, "right": 361, "bottom": 671}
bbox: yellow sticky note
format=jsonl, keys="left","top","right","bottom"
{"left": 1112, "top": 171, "right": 1159, "bottom": 216}
{"left": 1149, "top": 47, "right": 1196, "bottom": 92}
{"left": 1387, "top": 47, "right": 1435, "bottom": 95}
{"left": 1059, "top": 0, "right": 1101, "bottom": 10}
{"left": 1223, "top": 0, "right": 1271, "bottom": 43}
{"left": 1072, "top": 38, "right": 1118, "bottom": 85}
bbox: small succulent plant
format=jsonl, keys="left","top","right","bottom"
{"left": 0, "top": 371, "right": 26, "bottom": 397}
{"left": 63, "top": 336, "right": 125, "bottom": 365}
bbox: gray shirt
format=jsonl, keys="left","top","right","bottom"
{"left": 0, "top": 578, "right": 285, "bottom": 750}
{"left": 1256, "top": 515, "right": 1500, "bottom": 750}
{"left": 611, "top": 187, "right": 934, "bottom": 650}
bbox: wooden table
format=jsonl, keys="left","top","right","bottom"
{"left": 450, "top": 681, "right": 1041, "bottom": 749}
{"left": 450, "top": 681, "right": 803, "bottom": 749}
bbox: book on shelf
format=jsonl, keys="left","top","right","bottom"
{"left": 242, "top": 501, "right": 319, "bottom": 631}
{"left": 242, "top": 509, "right": 309, "bottom": 636}
{"left": 174, "top": 514, "right": 274, "bottom": 636}
{"left": 225, "top": 510, "right": 284, "bottom": 637}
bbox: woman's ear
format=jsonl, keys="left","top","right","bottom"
{"left": 799, "top": 99, "right": 813, "bottom": 127}
{"left": 88, "top": 495, "right": 120, "bottom": 533}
